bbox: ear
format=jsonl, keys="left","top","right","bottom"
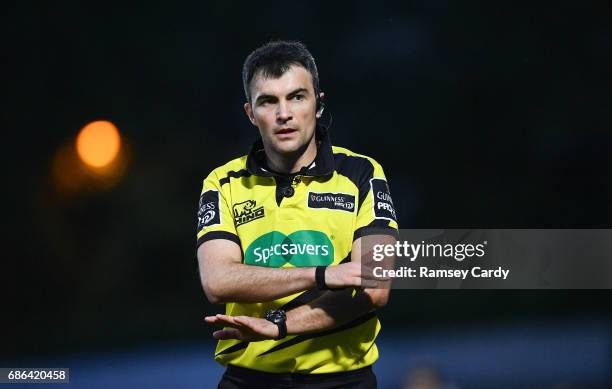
{"left": 244, "top": 102, "right": 257, "bottom": 126}
{"left": 316, "top": 91, "right": 325, "bottom": 118}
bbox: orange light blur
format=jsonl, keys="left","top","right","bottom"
{"left": 76, "top": 121, "right": 121, "bottom": 168}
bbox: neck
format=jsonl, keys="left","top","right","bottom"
{"left": 265, "top": 136, "right": 318, "bottom": 175}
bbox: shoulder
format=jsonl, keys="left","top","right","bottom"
{"left": 332, "top": 145, "right": 385, "bottom": 180}
{"left": 202, "top": 155, "right": 250, "bottom": 185}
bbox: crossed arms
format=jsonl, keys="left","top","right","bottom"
{"left": 197, "top": 236, "right": 393, "bottom": 341}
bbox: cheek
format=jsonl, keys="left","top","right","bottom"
{"left": 297, "top": 104, "right": 316, "bottom": 120}
{"left": 253, "top": 111, "right": 271, "bottom": 126}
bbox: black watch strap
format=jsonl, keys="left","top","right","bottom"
{"left": 315, "top": 266, "right": 329, "bottom": 290}
{"left": 275, "top": 319, "right": 287, "bottom": 340}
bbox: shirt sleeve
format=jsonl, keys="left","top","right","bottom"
{"left": 196, "top": 169, "right": 240, "bottom": 249}
{"left": 353, "top": 160, "right": 399, "bottom": 241}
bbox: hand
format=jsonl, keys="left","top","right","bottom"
{"left": 324, "top": 262, "right": 386, "bottom": 289}
{"left": 204, "top": 314, "right": 279, "bottom": 342}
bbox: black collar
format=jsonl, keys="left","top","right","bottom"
{"left": 246, "top": 125, "right": 335, "bottom": 177}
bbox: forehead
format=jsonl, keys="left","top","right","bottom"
{"left": 250, "top": 65, "right": 315, "bottom": 99}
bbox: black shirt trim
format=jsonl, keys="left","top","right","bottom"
{"left": 353, "top": 225, "right": 399, "bottom": 241}
{"left": 197, "top": 231, "right": 241, "bottom": 249}
{"left": 333, "top": 153, "right": 375, "bottom": 212}
{"left": 219, "top": 169, "right": 251, "bottom": 186}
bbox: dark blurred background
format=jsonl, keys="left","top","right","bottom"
{"left": 4, "top": 1, "right": 612, "bottom": 388}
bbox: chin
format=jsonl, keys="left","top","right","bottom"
{"left": 272, "top": 140, "right": 304, "bottom": 155}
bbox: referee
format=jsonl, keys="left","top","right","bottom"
{"left": 197, "top": 41, "right": 398, "bottom": 388}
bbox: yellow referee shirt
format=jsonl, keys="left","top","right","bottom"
{"left": 196, "top": 126, "right": 398, "bottom": 373}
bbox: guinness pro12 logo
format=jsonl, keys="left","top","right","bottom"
{"left": 371, "top": 178, "right": 397, "bottom": 222}
{"left": 197, "top": 189, "right": 221, "bottom": 230}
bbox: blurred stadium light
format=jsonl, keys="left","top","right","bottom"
{"left": 76, "top": 121, "right": 121, "bottom": 169}
{"left": 51, "top": 120, "right": 129, "bottom": 194}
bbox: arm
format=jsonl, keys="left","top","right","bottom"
{"left": 198, "top": 239, "right": 314, "bottom": 304}
{"left": 205, "top": 236, "right": 393, "bottom": 340}
{"left": 285, "top": 237, "right": 390, "bottom": 335}
{"left": 198, "top": 238, "right": 379, "bottom": 304}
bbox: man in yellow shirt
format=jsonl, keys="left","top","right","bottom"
{"left": 197, "top": 41, "right": 398, "bottom": 388}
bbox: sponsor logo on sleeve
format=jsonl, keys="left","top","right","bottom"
{"left": 197, "top": 189, "right": 221, "bottom": 230}
{"left": 307, "top": 192, "right": 355, "bottom": 212}
{"left": 232, "top": 200, "right": 265, "bottom": 227}
{"left": 371, "top": 178, "right": 396, "bottom": 221}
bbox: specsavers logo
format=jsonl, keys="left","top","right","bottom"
{"left": 245, "top": 230, "right": 334, "bottom": 267}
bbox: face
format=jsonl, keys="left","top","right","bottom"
{"left": 244, "top": 65, "right": 321, "bottom": 157}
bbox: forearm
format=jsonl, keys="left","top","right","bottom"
{"left": 203, "top": 263, "right": 316, "bottom": 304}
{"left": 285, "top": 288, "right": 388, "bottom": 335}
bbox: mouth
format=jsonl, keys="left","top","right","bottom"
{"left": 275, "top": 128, "right": 298, "bottom": 135}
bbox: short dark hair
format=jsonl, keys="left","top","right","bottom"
{"left": 242, "top": 40, "right": 320, "bottom": 103}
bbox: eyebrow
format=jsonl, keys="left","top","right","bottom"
{"left": 287, "top": 88, "right": 308, "bottom": 98}
{"left": 255, "top": 88, "right": 309, "bottom": 104}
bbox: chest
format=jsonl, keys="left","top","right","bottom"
{"left": 229, "top": 174, "right": 359, "bottom": 266}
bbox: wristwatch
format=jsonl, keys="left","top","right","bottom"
{"left": 265, "top": 309, "right": 287, "bottom": 340}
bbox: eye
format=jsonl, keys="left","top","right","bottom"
{"left": 258, "top": 99, "right": 272, "bottom": 106}
{"left": 293, "top": 94, "right": 305, "bottom": 101}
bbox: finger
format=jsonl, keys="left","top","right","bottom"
{"left": 233, "top": 317, "right": 275, "bottom": 338}
{"left": 233, "top": 317, "right": 263, "bottom": 333}
{"left": 217, "top": 314, "right": 240, "bottom": 324}
{"left": 360, "top": 267, "right": 374, "bottom": 278}
{"left": 232, "top": 316, "right": 249, "bottom": 326}
{"left": 210, "top": 315, "right": 241, "bottom": 328}
{"left": 213, "top": 329, "right": 242, "bottom": 340}
{"left": 205, "top": 317, "right": 242, "bottom": 329}
{"left": 361, "top": 267, "right": 391, "bottom": 281}
{"left": 360, "top": 279, "right": 379, "bottom": 288}
{"left": 231, "top": 316, "right": 256, "bottom": 331}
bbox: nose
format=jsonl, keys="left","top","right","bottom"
{"left": 276, "top": 100, "right": 292, "bottom": 123}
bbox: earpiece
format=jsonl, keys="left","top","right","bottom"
{"left": 316, "top": 94, "right": 325, "bottom": 117}
{"left": 317, "top": 101, "right": 325, "bottom": 116}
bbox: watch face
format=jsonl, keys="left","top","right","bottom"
{"left": 266, "top": 309, "right": 286, "bottom": 324}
